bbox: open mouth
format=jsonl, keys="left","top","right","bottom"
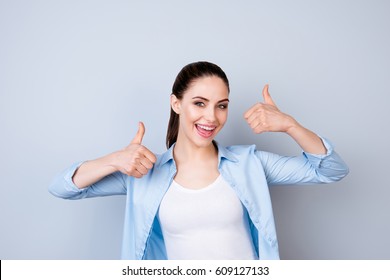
{"left": 195, "top": 124, "right": 217, "bottom": 138}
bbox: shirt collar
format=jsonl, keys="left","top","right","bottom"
{"left": 159, "top": 144, "right": 175, "bottom": 165}
{"left": 159, "top": 141, "right": 238, "bottom": 166}
{"left": 215, "top": 142, "right": 238, "bottom": 163}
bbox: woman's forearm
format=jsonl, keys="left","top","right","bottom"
{"left": 72, "top": 153, "right": 118, "bottom": 189}
{"left": 286, "top": 121, "right": 327, "bottom": 155}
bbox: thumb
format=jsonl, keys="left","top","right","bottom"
{"left": 130, "top": 122, "right": 145, "bottom": 144}
{"left": 262, "top": 84, "right": 277, "bottom": 107}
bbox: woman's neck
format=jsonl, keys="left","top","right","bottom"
{"left": 173, "top": 139, "right": 218, "bottom": 164}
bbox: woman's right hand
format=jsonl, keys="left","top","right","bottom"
{"left": 111, "top": 122, "right": 157, "bottom": 178}
{"left": 72, "top": 122, "right": 156, "bottom": 189}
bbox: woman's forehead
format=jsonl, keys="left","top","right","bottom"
{"left": 184, "top": 76, "right": 229, "bottom": 99}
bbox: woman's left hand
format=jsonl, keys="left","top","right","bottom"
{"left": 244, "top": 85, "right": 298, "bottom": 134}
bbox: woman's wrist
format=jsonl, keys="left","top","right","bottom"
{"left": 285, "top": 120, "right": 327, "bottom": 155}
{"left": 284, "top": 115, "right": 301, "bottom": 135}
{"left": 105, "top": 151, "right": 123, "bottom": 173}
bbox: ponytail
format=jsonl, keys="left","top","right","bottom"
{"left": 166, "top": 107, "right": 180, "bottom": 148}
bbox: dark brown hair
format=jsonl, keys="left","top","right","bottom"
{"left": 166, "top": 61, "right": 230, "bottom": 148}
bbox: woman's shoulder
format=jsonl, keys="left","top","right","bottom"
{"left": 224, "top": 144, "right": 257, "bottom": 152}
{"left": 217, "top": 143, "right": 260, "bottom": 161}
{"left": 153, "top": 147, "right": 175, "bottom": 167}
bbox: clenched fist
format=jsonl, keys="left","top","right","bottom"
{"left": 112, "top": 122, "right": 157, "bottom": 178}
{"left": 244, "top": 85, "right": 297, "bottom": 134}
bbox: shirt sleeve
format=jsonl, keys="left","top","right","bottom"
{"left": 255, "top": 137, "right": 349, "bottom": 186}
{"left": 48, "top": 161, "right": 127, "bottom": 199}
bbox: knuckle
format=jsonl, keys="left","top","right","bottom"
{"left": 141, "top": 169, "right": 148, "bottom": 175}
{"left": 138, "top": 145, "right": 145, "bottom": 152}
{"left": 125, "top": 166, "right": 135, "bottom": 174}
{"left": 143, "top": 161, "right": 152, "bottom": 169}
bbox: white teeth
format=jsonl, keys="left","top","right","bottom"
{"left": 197, "top": 124, "right": 215, "bottom": 131}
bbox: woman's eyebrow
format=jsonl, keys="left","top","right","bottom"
{"left": 192, "top": 96, "right": 209, "bottom": 101}
{"left": 192, "top": 96, "right": 229, "bottom": 103}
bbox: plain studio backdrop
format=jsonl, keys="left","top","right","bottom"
{"left": 1, "top": 0, "right": 389, "bottom": 259}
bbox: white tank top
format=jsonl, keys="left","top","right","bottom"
{"left": 158, "top": 175, "right": 257, "bottom": 260}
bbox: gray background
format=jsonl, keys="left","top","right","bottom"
{"left": 1, "top": 0, "right": 389, "bottom": 259}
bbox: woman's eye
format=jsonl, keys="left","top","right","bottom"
{"left": 194, "top": 102, "right": 205, "bottom": 107}
{"left": 219, "top": 104, "right": 228, "bottom": 109}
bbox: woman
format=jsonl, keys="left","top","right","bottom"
{"left": 49, "top": 61, "right": 349, "bottom": 260}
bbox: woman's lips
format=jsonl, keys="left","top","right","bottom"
{"left": 195, "top": 124, "right": 216, "bottom": 138}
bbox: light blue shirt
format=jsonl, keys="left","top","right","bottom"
{"left": 48, "top": 138, "right": 349, "bottom": 259}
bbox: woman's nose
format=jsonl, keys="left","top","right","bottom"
{"left": 204, "top": 107, "right": 216, "bottom": 121}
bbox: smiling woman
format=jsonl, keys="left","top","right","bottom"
{"left": 166, "top": 62, "right": 230, "bottom": 149}
{"left": 49, "top": 61, "right": 349, "bottom": 260}
{"left": 170, "top": 76, "right": 229, "bottom": 146}
{"left": 191, "top": 95, "right": 229, "bottom": 137}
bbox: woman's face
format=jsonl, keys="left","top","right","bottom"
{"left": 171, "top": 76, "right": 229, "bottom": 148}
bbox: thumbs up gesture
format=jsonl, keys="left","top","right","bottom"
{"left": 244, "top": 85, "right": 297, "bottom": 134}
{"left": 113, "top": 122, "right": 157, "bottom": 178}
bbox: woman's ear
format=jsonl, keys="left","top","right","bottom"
{"left": 170, "top": 94, "right": 181, "bottom": 114}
